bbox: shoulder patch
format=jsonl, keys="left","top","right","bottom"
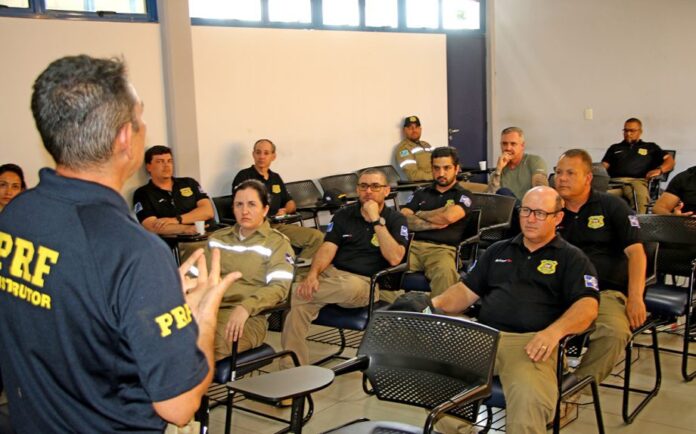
{"left": 400, "top": 149, "right": 410, "bottom": 157}
{"left": 405, "top": 193, "right": 414, "bottom": 204}
{"left": 584, "top": 275, "right": 599, "bottom": 291}
{"left": 537, "top": 259, "right": 558, "bottom": 275}
{"left": 587, "top": 215, "right": 605, "bottom": 229}
{"left": 327, "top": 222, "right": 334, "bottom": 233}
{"left": 285, "top": 253, "right": 295, "bottom": 265}
{"left": 628, "top": 215, "right": 640, "bottom": 228}
{"left": 400, "top": 225, "right": 409, "bottom": 239}
{"left": 134, "top": 202, "right": 143, "bottom": 214}
{"left": 198, "top": 185, "right": 206, "bottom": 194}
{"left": 459, "top": 194, "right": 472, "bottom": 207}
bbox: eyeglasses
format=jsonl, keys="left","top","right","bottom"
{"left": 357, "top": 183, "right": 387, "bottom": 191}
{"left": 622, "top": 128, "right": 640, "bottom": 133}
{"left": 519, "top": 207, "right": 561, "bottom": 221}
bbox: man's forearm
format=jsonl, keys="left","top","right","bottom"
{"left": 626, "top": 244, "right": 647, "bottom": 300}
{"left": 432, "top": 282, "right": 479, "bottom": 314}
{"left": 544, "top": 297, "right": 599, "bottom": 340}
{"left": 374, "top": 225, "right": 405, "bottom": 266}
{"left": 306, "top": 242, "right": 336, "bottom": 278}
{"left": 181, "top": 201, "right": 215, "bottom": 224}
{"left": 406, "top": 214, "right": 445, "bottom": 231}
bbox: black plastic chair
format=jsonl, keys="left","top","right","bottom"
{"left": 212, "top": 194, "right": 235, "bottom": 226}
{"left": 470, "top": 193, "right": 516, "bottom": 250}
{"left": 648, "top": 150, "right": 676, "bottom": 201}
{"left": 318, "top": 173, "right": 359, "bottom": 202}
{"left": 324, "top": 311, "right": 499, "bottom": 433}
{"left": 637, "top": 215, "right": 696, "bottom": 381}
{"left": 401, "top": 209, "right": 481, "bottom": 292}
{"left": 285, "top": 179, "right": 325, "bottom": 228}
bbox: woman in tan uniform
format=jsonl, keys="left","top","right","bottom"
{"left": 207, "top": 180, "right": 295, "bottom": 360}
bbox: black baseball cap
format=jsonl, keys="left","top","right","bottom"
{"left": 403, "top": 115, "right": 421, "bottom": 127}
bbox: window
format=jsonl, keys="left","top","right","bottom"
{"left": 268, "top": 0, "right": 310, "bottom": 23}
{"left": 442, "top": 0, "right": 480, "bottom": 30}
{"left": 2, "top": 0, "right": 29, "bottom": 7}
{"left": 188, "top": 0, "right": 261, "bottom": 21}
{"left": 323, "top": 0, "right": 359, "bottom": 27}
{"left": 45, "top": 0, "right": 146, "bottom": 13}
{"left": 406, "top": 0, "right": 439, "bottom": 29}
{"left": 365, "top": 0, "right": 397, "bottom": 28}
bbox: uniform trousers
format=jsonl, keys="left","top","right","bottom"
{"left": 436, "top": 332, "right": 559, "bottom": 434}
{"left": 272, "top": 223, "right": 323, "bottom": 261}
{"left": 214, "top": 308, "right": 268, "bottom": 361}
{"left": 612, "top": 177, "right": 649, "bottom": 213}
{"left": 408, "top": 240, "right": 458, "bottom": 298}
{"left": 575, "top": 290, "right": 631, "bottom": 384}
{"left": 281, "top": 265, "right": 372, "bottom": 366}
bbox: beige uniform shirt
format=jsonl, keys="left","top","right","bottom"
{"left": 395, "top": 139, "right": 434, "bottom": 181}
{"left": 206, "top": 220, "right": 294, "bottom": 315}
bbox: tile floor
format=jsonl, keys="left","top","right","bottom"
{"left": 206, "top": 325, "right": 696, "bottom": 434}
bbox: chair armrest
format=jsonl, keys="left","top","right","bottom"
{"left": 331, "top": 355, "right": 370, "bottom": 376}
{"left": 424, "top": 383, "right": 490, "bottom": 432}
{"left": 480, "top": 222, "right": 511, "bottom": 233}
{"left": 366, "top": 263, "right": 410, "bottom": 320}
{"left": 235, "top": 349, "right": 302, "bottom": 371}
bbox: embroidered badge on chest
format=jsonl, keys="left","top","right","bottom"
{"left": 638, "top": 148, "right": 648, "bottom": 156}
{"left": 587, "top": 215, "right": 605, "bottom": 229}
{"left": 371, "top": 233, "right": 380, "bottom": 247}
{"left": 400, "top": 149, "right": 409, "bottom": 157}
{"left": 446, "top": 199, "right": 455, "bottom": 206}
{"left": 180, "top": 187, "right": 193, "bottom": 197}
{"left": 537, "top": 260, "right": 558, "bottom": 275}
{"left": 272, "top": 184, "right": 281, "bottom": 194}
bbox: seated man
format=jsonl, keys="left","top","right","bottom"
{"left": 133, "top": 145, "right": 214, "bottom": 235}
{"left": 487, "top": 126, "right": 548, "bottom": 199}
{"left": 281, "top": 169, "right": 409, "bottom": 365}
{"left": 401, "top": 146, "right": 472, "bottom": 297}
{"left": 232, "top": 139, "right": 323, "bottom": 261}
{"left": 555, "top": 148, "right": 646, "bottom": 385}
{"left": 432, "top": 186, "right": 599, "bottom": 434}
{"left": 602, "top": 117, "right": 675, "bottom": 213}
{"left": 395, "top": 115, "right": 434, "bottom": 181}
{"left": 652, "top": 165, "right": 696, "bottom": 216}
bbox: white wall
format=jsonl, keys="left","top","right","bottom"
{"left": 191, "top": 27, "right": 448, "bottom": 196}
{"left": 491, "top": 0, "right": 696, "bottom": 179}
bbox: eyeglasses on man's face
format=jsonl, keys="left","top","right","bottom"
{"left": 518, "top": 206, "right": 560, "bottom": 221}
{"left": 622, "top": 128, "right": 640, "bottom": 133}
{"left": 357, "top": 183, "right": 387, "bottom": 192}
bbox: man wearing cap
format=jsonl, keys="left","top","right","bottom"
{"left": 395, "top": 116, "right": 435, "bottom": 181}
{"left": 232, "top": 139, "right": 323, "bottom": 261}
{"left": 133, "top": 145, "right": 214, "bottom": 235}
{"left": 401, "top": 147, "right": 472, "bottom": 297}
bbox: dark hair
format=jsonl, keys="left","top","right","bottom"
{"left": 625, "top": 117, "right": 642, "bottom": 128}
{"left": 30, "top": 55, "right": 138, "bottom": 170}
{"left": 233, "top": 179, "right": 270, "bottom": 208}
{"left": 253, "top": 139, "right": 276, "bottom": 153}
{"left": 559, "top": 148, "right": 592, "bottom": 174}
{"left": 431, "top": 146, "right": 460, "bottom": 167}
{"left": 145, "top": 145, "right": 172, "bottom": 164}
{"left": 0, "top": 164, "right": 27, "bottom": 190}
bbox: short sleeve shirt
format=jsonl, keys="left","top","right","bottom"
{"left": 232, "top": 166, "right": 292, "bottom": 216}
{"left": 463, "top": 235, "right": 599, "bottom": 333}
{"left": 402, "top": 183, "right": 473, "bottom": 245}
{"left": 602, "top": 140, "right": 666, "bottom": 178}
{"left": 500, "top": 153, "right": 548, "bottom": 199}
{"left": 557, "top": 190, "right": 641, "bottom": 294}
{"left": 133, "top": 177, "right": 209, "bottom": 222}
{"left": 324, "top": 203, "right": 409, "bottom": 276}
{"left": 665, "top": 166, "right": 696, "bottom": 214}
{"left": 0, "top": 169, "right": 207, "bottom": 433}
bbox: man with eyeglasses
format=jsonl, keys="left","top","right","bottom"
{"left": 282, "top": 168, "right": 409, "bottom": 365}
{"left": 602, "top": 117, "right": 675, "bottom": 213}
{"left": 555, "top": 148, "right": 647, "bottom": 387}
{"left": 395, "top": 115, "right": 434, "bottom": 181}
{"left": 232, "top": 139, "right": 323, "bottom": 261}
{"left": 432, "top": 186, "right": 599, "bottom": 434}
{"left": 401, "top": 147, "right": 472, "bottom": 297}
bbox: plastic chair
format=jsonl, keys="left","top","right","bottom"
{"left": 318, "top": 173, "right": 359, "bottom": 202}
{"left": 648, "top": 150, "right": 676, "bottom": 201}
{"left": 470, "top": 193, "right": 516, "bottom": 250}
{"left": 285, "top": 179, "right": 325, "bottom": 228}
{"left": 324, "top": 311, "right": 499, "bottom": 433}
{"left": 212, "top": 194, "right": 235, "bottom": 225}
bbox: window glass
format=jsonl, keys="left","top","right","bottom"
{"left": 189, "top": 0, "right": 261, "bottom": 21}
{"left": 323, "top": 0, "right": 359, "bottom": 26}
{"left": 2, "top": 0, "right": 30, "bottom": 7}
{"left": 405, "top": 0, "right": 438, "bottom": 29}
{"left": 46, "top": 0, "right": 146, "bottom": 13}
{"left": 365, "top": 0, "right": 397, "bottom": 28}
{"left": 442, "top": 0, "right": 480, "bottom": 30}
{"left": 268, "top": 0, "right": 310, "bottom": 23}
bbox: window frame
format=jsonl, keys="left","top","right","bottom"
{"left": 0, "top": 0, "right": 158, "bottom": 23}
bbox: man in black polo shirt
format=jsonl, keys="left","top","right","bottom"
{"left": 401, "top": 147, "right": 472, "bottom": 297}
{"left": 433, "top": 186, "right": 599, "bottom": 434}
{"left": 232, "top": 139, "right": 323, "bottom": 261}
{"left": 653, "top": 165, "right": 696, "bottom": 216}
{"left": 281, "top": 168, "right": 409, "bottom": 365}
{"left": 602, "top": 118, "right": 675, "bottom": 213}
{"left": 555, "top": 148, "right": 647, "bottom": 385}
{"left": 133, "top": 145, "right": 214, "bottom": 235}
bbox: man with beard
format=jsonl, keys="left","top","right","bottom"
{"left": 395, "top": 115, "right": 435, "bottom": 181}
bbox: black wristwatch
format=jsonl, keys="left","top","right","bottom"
{"left": 176, "top": 215, "right": 183, "bottom": 224}
{"left": 372, "top": 217, "right": 386, "bottom": 227}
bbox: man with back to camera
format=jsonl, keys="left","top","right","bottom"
{"left": 133, "top": 145, "right": 215, "bottom": 236}
{"left": 232, "top": 138, "right": 323, "bottom": 261}
{"left": 653, "top": 164, "right": 696, "bottom": 216}
{"left": 602, "top": 117, "right": 675, "bottom": 213}
{"left": 555, "top": 148, "right": 647, "bottom": 386}
{"left": 432, "top": 186, "right": 599, "bottom": 434}
{"left": 281, "top": 168, "right": 409, "bottom": 366}
{"left": 401, "top": 146, "right": 473, "bottom": 297}
{"left": 487, "top": 126, "right": 549, "bottom": 199}
{"left": 395, "top": 115, "right": 435, "bottom": 181}
{"left": 0, "top": 55, "right": 238, "bottom": 433}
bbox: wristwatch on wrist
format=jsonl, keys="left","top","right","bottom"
{"left": 372, "top": 217, "right": 386, "bottom": 227}
{"left": 176, "top": 215, "right": 183, "bottom": 224}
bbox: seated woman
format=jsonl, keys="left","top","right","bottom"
{"left": 0, "top": 164, "right": 27, "bottom": 212}
{"left": 206, "top": 179, "right": 295, "bottom": 360}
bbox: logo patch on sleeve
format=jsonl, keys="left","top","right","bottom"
{"left": 180, "top": 187, "right": 193, "bottom": 197}
{"left": 584, "top": 275, "right": 599, "bottom": 291}
{"left": 405, "top": 193, "right": 414, "bottom": 204}
{"left": 134, "top": 202, "right": 143, "bottom": 214}
{"left": 587, "top": 215, "right": 605, "bottom": 229}
{"left": 460, "top": 195, "right": 472, "bottom": 207}
{"left": 400, "top": 225, "right": 409, "bottom": 239}
{"left": 628, "top": 215, "right": 640, "bottom": 228}
{"left": 272, "top": 184, "right": 281, "bottom": 194}
{"left": 537, "top": 260, "right": 558, "bottom": 275}
{"left": 285, "top": 253, "right": 295, "bottom": 265}
{"left": 327, "top": 222, "right": 334, "bottom": 233}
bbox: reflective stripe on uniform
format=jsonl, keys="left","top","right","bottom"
{"left": 266, "top": 270, "right": 294, "bottom": 283}
{"left": 208, "top": 239, "right": 272, "bottom": 257}
{"left": 411, "top": 146, "right": 424, "bottom": 154}
{"left": 399, "top": 159, "right": 417, "bottom": 168}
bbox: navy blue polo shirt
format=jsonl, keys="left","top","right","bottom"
{"left": 557, "top": 190, "right": 641, "bottom": 295}
{"left": 463, "top": 235, "right": 599, "bottom": 333}
{"left": 602, "top": 140, "right": 666, "bottom": 178}
{"left": 0, "top": 169, "right": 207, "bottom": 433}
{"left": 324, "top": 203, "right": 409, "bottom": 276}
{"left": 133, "top": 177, "right": 209, "bottom": 222}
{"left": 402, "top": 183, "right": 472, "bottom": 246}
{"left": 232, "top": 166, "right": 292, "bottom": 216}
{"left": 665, "top": 166, "right": 696, "bottom": 214}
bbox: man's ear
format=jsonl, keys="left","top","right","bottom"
{"left": 116, "top": 122, "right": 134, "bottom": 158}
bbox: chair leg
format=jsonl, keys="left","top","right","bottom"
{"left": 197, "top": 394, "right": 209, "bottom": 434}
{"left": 590, "top": 380, "right": 606, "bottom": 434}
{"left": 682, "top": 310, "right": 696, "bottom": 381}
{"left": 224, "top": 390, "right": 234, "bottom": 434}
